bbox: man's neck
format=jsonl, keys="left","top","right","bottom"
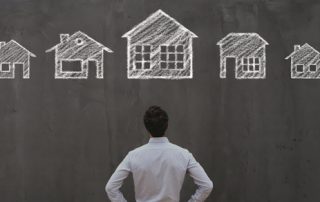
{"left": 148, "top": 137, "right": 169, "bottom": 143}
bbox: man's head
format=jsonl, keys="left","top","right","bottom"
{"left": 143, "top": 106, "right": 168, "bottom": 137}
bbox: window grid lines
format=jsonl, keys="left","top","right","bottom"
{"left": 160, "top": 45, "right": 184, "bottom": 70}
{"left": 134, "top": 45, "right": 151, "bottom": 70}
{"left": 309, "top": 64, "right": 317, "bottom": 72}
{"left": 242, "top": 57, "right": 260, "bottom": 73}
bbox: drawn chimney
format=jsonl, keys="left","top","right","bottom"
{"left": 0, "top": 41, "right": 5, "bottom": 49}
{"left": 294, "top": 45, "right": 300, "bottom": 51}
{"left": 60, "top": 34, "right": 69, "bottom": 43}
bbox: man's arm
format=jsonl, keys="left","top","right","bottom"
{"left": 187, "top": 151, "right": 213, "bottom": 202}
{"left": 105, "top": 153, "right": 131, "bottom": 202}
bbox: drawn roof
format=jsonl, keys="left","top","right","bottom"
{"left": 0, "top": 40, "right": 36, "bottom": 57}
{"left": 122, "top": 9, "right": 198, "bottom": 38}
{"left": 217, "top": 33, "right": 269, "bottom": 46}
{"left": 285, "top": 43, "right": 320, "bottom": 60}
{"left": 46, "top": 31, "right": 113, "bottom": 60}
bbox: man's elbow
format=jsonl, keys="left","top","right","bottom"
{"left": 204, "top": 180, "right": 214, "bottom": 194}
{"left": 105, "top": 182, "right": 113, "bottom": 195}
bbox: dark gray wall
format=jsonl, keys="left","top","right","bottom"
{"left": 0, "top": 0, "right": 320, "bottom": 201}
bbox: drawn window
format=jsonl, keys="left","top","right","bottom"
{"left": 160, "top": 45, "right": 184, "bottom": 69}
{"left": 75, "top": 38, "right": 84, "bottom": 45}
{"left": 309, "top": 64, "right": 317, "bottom": 72}
{"left": 134, "top": 45, "right": 151, "bottom": 70}
{"left": 296, "top": 65, "right": 304, "bottom": 72}
{"left": 1, "top": 63, "right": 10, "bottom": 72}
{"left": 242, "top": 57, "right": 260, "bottom": 72}
{"left": 61, "top": 60, "right": 82, "bottom": 71}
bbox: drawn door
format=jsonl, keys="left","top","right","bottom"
{"left": 88, "top": 60, "right": 97, "bottom": 78}
{"left": 14, "top": 63, "right": 24, "bottom": 78}
{"left": 225, "top": 57, "right": 236, "bottom": 78}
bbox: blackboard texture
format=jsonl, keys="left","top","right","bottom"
{"left": 1, "top": 0, "right": 320, "bottom": 201}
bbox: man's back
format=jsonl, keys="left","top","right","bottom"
{"left": 130, "top": 138, "right": 192, "bottom": 201}
{"left": 106, "top": 106, "right": 213, "bottom": 202}
{"left": 106, "top": 137, "right": 213, "bottom": 202}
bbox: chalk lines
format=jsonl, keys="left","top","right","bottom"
{"left": 46, "top": 31, "right": 113, "bottom": 79}
{"left": 0, "top": 40, "right": 36, "bottom": 79}
{"left": 217, "top": 33, "right": 268, "bottom": 79}
{"left": 1, "top": 17, "right": 320, "bottom": 81}
{"left": 286, "top": 43, "right": 320, "bottom": 79}
{"left": 122, "top": 9, "right": 198, "bottom": 79}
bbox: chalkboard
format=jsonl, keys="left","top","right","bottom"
{"left": 1, "top": 0, "right": 320, "bottom": 201}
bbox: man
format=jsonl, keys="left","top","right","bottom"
{"left": 106, "top": 106, "right": 213, "bottom": 202}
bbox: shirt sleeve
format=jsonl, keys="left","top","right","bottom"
{"left": 105, "top": 153, "right": 131, "bottom": 202}
{"left": 187, "top": 151, "right": 213, "bottom": 202}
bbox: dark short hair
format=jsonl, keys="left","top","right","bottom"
{"left": 143, "top": 106, "right": 168, "bottom": 137}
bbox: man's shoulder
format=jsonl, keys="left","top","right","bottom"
{"left": 168, "top": 142, "right": 189, "bottom": 153}
{"left": 129, "top": 144, "right": 149, "bottom": 153}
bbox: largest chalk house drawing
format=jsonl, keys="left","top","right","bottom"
{"left": 46, "top": 31, "right": 113, "bottom": 79}
{"left": 0, "top": 40, "right": 36, "bottom": 79}
{"left": 217, "top": 33, "right": 268, "bottom": 79}
{"left": 122, "top": 9, "right": 198, "bottom": 79}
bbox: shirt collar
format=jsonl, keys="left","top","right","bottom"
{"left": 148, "top": 137, "right": 169, "bottom": 143}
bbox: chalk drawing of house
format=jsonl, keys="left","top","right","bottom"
{"left": 0, "top": 40, "right": 36, "bottom": 79}
{"left": 122, "top": 9, "right": 198, "bottom": 79}
{"left": 217, "top": 33, "right": 269, "bottom": 79}
{"left": 46, "top": 31, "right": 113, "bottom": 79}
{"left": 285, "top": 43, "right": 320, "bottom": 79}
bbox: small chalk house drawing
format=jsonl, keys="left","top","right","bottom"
{"left": 122, "top": 9, "right": 198, "bottom": 79}
{"left": 0, "top": 40, "right": 36, "bottom": 79}
{"left": 285, "top": 43, "right": 320, "bottom": 79}
{"left": 46, "top": 31, "right": 113, "bottom": 79}
{"left": 217, "top": 33, "right": 269, "bottom": 79}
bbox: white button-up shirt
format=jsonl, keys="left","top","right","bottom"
{"left": 106, "top": 137, "right": 213, "bottom": 202}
